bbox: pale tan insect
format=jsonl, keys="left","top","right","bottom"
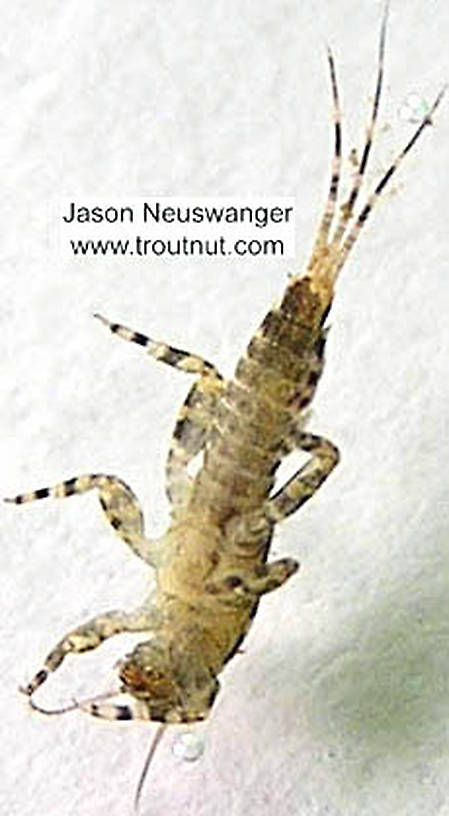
{"left": 6, "top": 4, "right": 444, "bottom": 813}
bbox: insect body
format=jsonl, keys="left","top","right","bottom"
{"left": 6, "top": 5, "right": 443, "bottom": 812}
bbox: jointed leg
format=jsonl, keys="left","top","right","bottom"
{"left": 94, "top": 313, "right": 225, "bottom": 514}
{"left": 21, "top": 608, "right": 156, "bottom": 702}
{"left": 94, "top": 313, "right": 220, "bottom": 377}
{"left": 166, "top": 372, "right": 225, "bottom": 513}
{"left": 77, "top": 694, "right": 153, "bottom": 721}
{"left": 266, "top": 431, "right": 340, "bottom": 522}
{"left": 205, "top": 558, "right": 299, "bottom": 604}
{"left": 5, "top": 473, "right": 158, "bottom": 566}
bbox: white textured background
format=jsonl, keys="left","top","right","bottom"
{"left": 2, "top": 2, "right": 449, "bottom": 815}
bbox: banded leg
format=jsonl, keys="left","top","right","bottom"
{"left": 5, "top": 473, "right": 159, "bottom": 566}
{"left": 76, "top": 694, "right": 207, "bottom": 723}
{"left": 26, "top": 688, "right": 158, "bottom": 725}
{"left": 20, "top": 608, "right": 157, "bottom": 702}
{"left": 205, "top": 557, "right": 299, "bottom": 603}
{"left": 266, "top": 431, "right": 340, "bottom": 522}
{"left": 94, "top": 312, "right": 220, "bottom": 378}
{"left": 166, "top": 371, "right": 225, "bottom": 513}
{"left": 77, "top": 694, "right": 153, "bottom": 722}
{"left": 94, "top": 313, "right": 225, "bottom": 512}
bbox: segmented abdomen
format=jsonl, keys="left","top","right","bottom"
{"left": 192, "top": 277, "right": 329, "bottom": 519}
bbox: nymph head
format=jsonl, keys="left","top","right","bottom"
{"left": 117, "top": 638, "right": 219, "bottom": 723}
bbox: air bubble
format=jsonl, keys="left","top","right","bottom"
{"left": 398, "top": 92, "right": 430, "bottom": 124}
{"left": 171, "top": 731, "right": 205, "bottom": 762}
